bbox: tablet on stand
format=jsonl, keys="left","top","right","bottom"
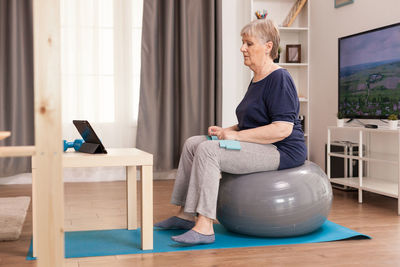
{"left": 73, "top": 120, "right": 107, "bottom": 154}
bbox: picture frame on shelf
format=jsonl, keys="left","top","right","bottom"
{"left": 334, "top": 0, "right": 354, "bottom": 8}
{"left": 286, "top": 44, "right": 301, "bottom": 63}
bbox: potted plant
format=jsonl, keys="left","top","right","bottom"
{"left": 337, "top": 112, "right": 345, "bottom": 127}
{"left": 273, "top": 46, "right": 281, "bottom": 63}
{"left": 388, "top": 114, "right": 398, "bottom": 130}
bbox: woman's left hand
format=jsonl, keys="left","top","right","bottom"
{"left": 217, "top": 129, "right": 239, "bottom": 140}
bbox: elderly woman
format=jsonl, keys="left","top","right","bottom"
{"left": 155, "top": 19, "right": 306, "bottom": 245}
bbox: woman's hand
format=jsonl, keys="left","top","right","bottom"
{"left": 208, "top": 126, "right": 222, "bottom": 136}
{"left": 208, "top": 126, "right": 239, "bottom": 140}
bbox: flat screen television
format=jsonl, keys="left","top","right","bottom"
{"left": 338, "top": 22, "right": 400, "bottom": 119}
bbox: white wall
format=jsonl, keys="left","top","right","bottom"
{"left": 221, "top": 0, "right": 251, "bottom": 128}
{"left": 309, "top": 0, "right": 400, "bottom": 168}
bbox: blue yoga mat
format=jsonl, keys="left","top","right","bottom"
{"left": 26, "top": 220, "right": 370, "bottom": 260}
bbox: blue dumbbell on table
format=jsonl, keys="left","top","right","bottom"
{"left": 63, "top": 139, "right": 84, "bottom": 152}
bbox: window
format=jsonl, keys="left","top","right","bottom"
{"left": 61, "top": 0, "right": 143, "bottom": 148}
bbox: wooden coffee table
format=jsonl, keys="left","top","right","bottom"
{"left": 31, "top": 148, "right": 153, "bottom": 257}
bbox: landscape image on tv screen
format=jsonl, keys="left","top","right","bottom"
{"left": 339, "top": 23, "right": 400, "bottom": 118}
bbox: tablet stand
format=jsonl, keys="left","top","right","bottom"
{"left": 78, "top": 142, "right": 104, "bottom": 154}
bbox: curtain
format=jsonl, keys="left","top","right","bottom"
{"left": 137, "top": 0, "right": 222, "bottom": 171}
{"left": 0, "top": 0, "right": 34, "bottom": 177}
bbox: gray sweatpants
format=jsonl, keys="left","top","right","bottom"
{"left": 171, "top": 135, "right": 280, "bottom": 220}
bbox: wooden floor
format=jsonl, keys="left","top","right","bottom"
{"left": 1, "top": 180, "right": 400, "bottom": 267}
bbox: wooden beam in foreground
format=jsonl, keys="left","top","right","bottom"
{"left": 33, "top": 0, "right": 64, "bottom": 266}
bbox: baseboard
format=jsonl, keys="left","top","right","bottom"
{"left": 153, "top": 169, "right": 177, "bottom": 180}
{"left": 0, "top": 173, "right": 33, "bottom": 185}
{"left": 0, "top": 168, "right": 177, "bottom": 185}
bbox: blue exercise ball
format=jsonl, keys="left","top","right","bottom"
{"left": 216, "top": 161, "right": 333, "bottom": 237}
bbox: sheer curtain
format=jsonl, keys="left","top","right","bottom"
{"left": 61, "top": 0, "right": 143, "bottom": 181}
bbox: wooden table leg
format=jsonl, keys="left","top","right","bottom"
{"left": 32, "top": 156, "right": 38, "bottom": 258}
{"left": 126, "top": 166, "right": 137, "bottom": 229}
{"left": 141, "top": 165, "right": 153, "bottom": 250}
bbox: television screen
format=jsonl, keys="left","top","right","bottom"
{"left": 338, "top": 22, "right": 400, "bottom": 119}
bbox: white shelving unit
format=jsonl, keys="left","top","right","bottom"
{"left": 249, "top": 0, "right": 310, "bottom": 158}
{"left": 327, "top": 126, "right": 400, "bottom": 214}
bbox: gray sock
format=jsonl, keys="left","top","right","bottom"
{"left": 154, "top": 216, "right": 195, "bottom": 230}
{"left": 171, "top": 230, "right": 215, "bottom": 245}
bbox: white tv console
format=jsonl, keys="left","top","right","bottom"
{"left": 327, "top": 125, "right": 400, "bottom": 215}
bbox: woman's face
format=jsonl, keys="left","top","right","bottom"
{"left": 240, "top": 35, "right": 269, "bottom": 69}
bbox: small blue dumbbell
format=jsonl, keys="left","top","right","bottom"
{"left": 63, "top": 139, "right": 84, "bottom": 152}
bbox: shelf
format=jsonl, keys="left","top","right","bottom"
{"left": 328, "top": 151, "right": 398, "bottom": 165}
{"left": 330, "top": 177, "right": 398, "bottom": 198}
{"left": 252, "top": 0, "right": 309, "bottom": 29}
{"left": 278, "top": 63, "right": 308, "bottom": 67}
{"left": 328, "top": 152, "right": 359, "bottom": 160}
{"left": 328, "top": 125, "right": 400, "bottom": 133}
{"left": 278, "top": 27, "right": 308, "bottom": 32}
{"left": 328, "top": 124, "right": 400, "bottom": 214}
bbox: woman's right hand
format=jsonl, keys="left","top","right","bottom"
{"left": 208, "top": 126, "right": 223, "bottom": 136}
